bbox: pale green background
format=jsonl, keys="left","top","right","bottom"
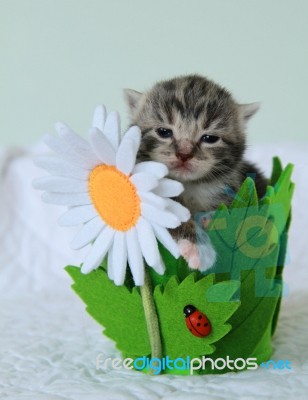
{"left": 1, "top": 0, "right": 307, "bottom": 145}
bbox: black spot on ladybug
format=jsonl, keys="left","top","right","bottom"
{"left": 197, "top": 323, "right": 201, "bottom": 327}
{"left": 204, "top": 323, "right": 208, "bottom": 327}
{"left": 198, "top": 315, "right": 202, "bottom": 320}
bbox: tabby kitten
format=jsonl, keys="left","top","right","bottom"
{"left": 124, "top": 74, "right": 267, "bottom": 270}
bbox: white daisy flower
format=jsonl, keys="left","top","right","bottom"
{"left": 34, "top": 106, "right": 190, "bottom": 286}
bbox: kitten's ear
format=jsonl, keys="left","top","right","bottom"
{"left": 238, "top": 102, "right": 261, "bottom": 127}
{"left": 123, "top": 88, "right": 143, "bottom": 116}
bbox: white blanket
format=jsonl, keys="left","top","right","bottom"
{"left": 1, "top": 143, "right": 307, "bottom": 399}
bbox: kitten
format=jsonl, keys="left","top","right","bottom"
{"left": 124, "top": 74, "right": 267, "bottom": 270}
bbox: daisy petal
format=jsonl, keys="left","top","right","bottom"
{"left": 133, "top": 162, "right": 168, "bottom": 179}
{"left": 116, "top": 126, "right": 141, "bottom": 174}
{"left": 107, "top": 242, "right": 114, "bottom": 280}
{"left": 112, "top": 231, "right": 127, "bottom": 286}
{"left": 136, "top": 217, "right": 160, "bottom": 267}
{"left": 92, "top": 105, "right": 107, "bottom": 132}
{"left": 138, "top": 191, "right": 168, "bottom": 209}
{"left": 166, "top": 199, "right": 191, "bottom": 222}
{"left": 151, "top": 256, "right": 166, "bottom": 275}
{"left": 42, "top": 192, "right": 91, "bottom": 206}
{"left": 130, "top": 173, "right": 159, "bottom": 192}
{"left": 142, "top": 203, "right": 181, "bottom": 228}
{"left": 116, "top": 139, "right": 137, "bottom": 175}
{"left": 43, "top": 133, "right": 95, "bottom": 170}
{"left": 153, "top": 178, "right": 184, "bottom": 197}
{"left": 58, "top": 204, "right": 97, "bottom": 226}
{"left": 126, "top": 228, "right": 144, "bottom": 286}
{"left": 123, "top": 126, "right": 141, "bottom": 152}
{"left": 55, "top": 122, "right": 97, "bottom": 163}
{"left": 70, "top": 216, "right": 105, "bottom": 250}
{"left": 81, "top": 226, "right": 115, "bottom": 274}
{"left": 104, "top": 111, "right": 121, "bottom": 150}
{"left": 33, "top": 176, "right": 88, "bottom": 193}
{"left": 151, "top": 223, "right": 180, "bottom": 258}
{"left": 35, "top": 156, "right": 89, "bottom": 180}
{"left": 89, "top": 127, "right": 116, "bottom": 165}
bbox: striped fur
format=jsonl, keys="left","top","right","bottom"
{"left": 124, "top": 74, "right": 267, "bottom": 268}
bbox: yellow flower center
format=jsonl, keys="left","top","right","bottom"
{"left": 88, "top": 165, "right": 141, "bottom": 232}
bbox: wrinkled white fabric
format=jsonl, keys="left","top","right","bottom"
{"left": 0, "top": 142, "right": 308, "bottom": 399}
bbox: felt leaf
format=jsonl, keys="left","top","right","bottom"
{"left": 207, "top": 162, "right": 294, "bottom": 283}
{"left": 202, "top": 243, "right": 284, "bottom": 375}
{"left": 205, "top": 169, "right": 291, "bottom": 317}
{"left": 65, "top": 265, "right": 151, "bottom": 355}
{"left": 230, "top": 177, "right": 258, "bottom": 209}
{"left": 204, "top": 281, "right": 282, "bottom": 374}
{"left": 206, "top": 281, "right": 240, "bottom": 302}
{"left": 266, "top": 163, "right": 294, "bottom": 237}
{"left": 153, "top": 273, "right": 240, "bottom": 359}
{"left": 270, "top": 156, "right": 283, "bottom": 186}
{"left": 195, "top": 160, "right": 295, "bottom": 373}
{"left": 250, "top": 323, "right": 274, "bottom": 363}
{"left": 271, "top": 228, "right": 289, "bottom": 335}
{"left": 207, "top": 202, "right": 277, "bottom": 282}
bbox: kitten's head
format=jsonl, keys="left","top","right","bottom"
{"left": 124, "top": 75, "right": 259, "bottom": 183}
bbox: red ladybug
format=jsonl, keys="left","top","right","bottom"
{"left": 183, "top": 305, "right": 211, "bottom": 338}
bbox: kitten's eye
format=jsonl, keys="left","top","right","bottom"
{"left": 200, "top": 135, "right": 220, "bottom": 144}
{"left": 156, "top": 127, "right": 173, "bottom": 138}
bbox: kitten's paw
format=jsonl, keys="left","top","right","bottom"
{"left": 177, "top": 238, "right": 217, "bottom": 271}
{"left": 198, "top": 239, "right": 217, "bottom": 271}
{"left": 177, "top": 239, "right": 201, "bottom": 269}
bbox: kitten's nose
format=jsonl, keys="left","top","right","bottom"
{"left": 176, "top": 152, "right": 193, "bottom": 162}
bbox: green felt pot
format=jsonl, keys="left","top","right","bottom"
{"left": 66, "top": 157, "right": 294, "bottom": 375}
